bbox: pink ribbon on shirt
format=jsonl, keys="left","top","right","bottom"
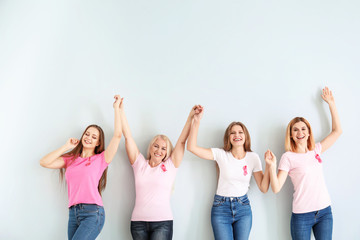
{"left": 315, "top": 154, "right": 322, "bottom": 163}
{"left": 161, "top": 163, "right": 167, "bottom": 172}
{"left": 243, "top": 165, "right": 248, "bottom": 176}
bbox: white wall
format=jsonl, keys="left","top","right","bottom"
{"left": 1, "top": 0, "right": 359, "bottom": 239}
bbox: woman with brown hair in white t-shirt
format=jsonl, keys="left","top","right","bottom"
{"left": 187, "top": 105, "right": 271, "bottom": 240}
{"left": 266, "top": 87, "right": 342, "bottom": 240}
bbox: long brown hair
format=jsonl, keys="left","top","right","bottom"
{"left": 285, "top": 117, "right": 315, "bottom": 152}
{"left": 60, "top": 124, "right": 108, "bottom": 195}
{"left": 223, "top": 121, "right": 252, "bottom": 152}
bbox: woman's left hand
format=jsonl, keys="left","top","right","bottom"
{"left": 321, "top": 86, "right": 335, "bottom": 105}
{"left": 113, "top": 95, "right": 123, "bottom": 109}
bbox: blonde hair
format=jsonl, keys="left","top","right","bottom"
{"left": 223, "top": 122, "right": 252, "bottom": 152}
{"left": 285, "top": 117, "right": 315, "bottom": 152}
{"left": 146, "top": 135, "right": 173, "bottom": 161}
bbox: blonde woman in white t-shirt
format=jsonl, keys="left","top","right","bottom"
{"left": 187, "top": 106, "right": 271, "bottom": 240}
{"left": 266, "top": 87, "right": 342, "bottom": 240}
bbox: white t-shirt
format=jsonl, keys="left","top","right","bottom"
{"left": 211, "top": 148, "right": 262, "bottom": 197}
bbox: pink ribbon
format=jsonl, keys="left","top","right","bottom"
{"left": 243, "top": 165, "right": 248, "bottom": 176}
{"left": 315, "top": 154, "right": 322, "bottom": 163}
{"left": 161, "top": 163, "right": 167, "bottom": 172}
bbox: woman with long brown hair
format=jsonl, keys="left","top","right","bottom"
{"left": 187, "top": 106, "right": 271, "bottom": 240}
{"left": 39, "top": 95, "right": 123, "bottom": 240}
{"left": 266, "top": 87, "right": 342, "bottom": 240}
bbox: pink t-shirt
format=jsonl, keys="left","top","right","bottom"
{"left": 131, "top": 153, "right": 177, "bottom": 221}
{"left": 63, "top": 152, "right": 109, "bottom": 208}
{"left": 278, "top": 143, "right": 331, "bottom": 213}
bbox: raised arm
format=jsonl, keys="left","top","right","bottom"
{"left": 253, "top": 151, "right": 271, "bottom": 193}
{"left": 171, "top": 105, "right": 200, "bottom": 168}
{"left": 265, "top": 150, "right": 288, "bottom": 194}
{"left": 104, "top": 95, "right": 123, "bottom": 164}
{"left": 186, "top": 106, "right": 214, "bottom": 160}
{"left": 39, "top": 138, "right": 79, "bottom": 169}
{"left": 320, "top": 87, "right": 342, "bottom": 153}
{"left": 120, "top": 99, "right": 140, "bottom": 165}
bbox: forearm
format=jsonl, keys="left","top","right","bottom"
{"left": 120, "top": 109, "right": 133, "bottom": 140}
{"left": 329, "top": 102, "right": 342, "bottom": 134}
{"left": 269, "top": 165, "right": 280, "bottom": 193}
{"left": 259, "top": 165, "right": 270, "bottom": 193}
{"left": 40, "top": 145, "right": 69, "bottom": 167}
{"left": 187, "top": 119, "right": 200, "bottom": 152}
{"left": 113, "top": 108, "right": 122, "bottom": 139}
{"left": 177, "top": 115, "right": 192, "bottom": 146}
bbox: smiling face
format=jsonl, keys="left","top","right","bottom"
{"left": 291, "top": 121, "right": 310, "bottom": 146}
{"left": 149, "top": 137, "right": 167, "bottom": 161}
{"left": 223, "top": 122, "right": 252, "bottom": 152}
{"left": 229, "top": 125, "right": 246, "bottom": 147}
{"left": 81, "top": 127, "right": 100, "bottom": 150}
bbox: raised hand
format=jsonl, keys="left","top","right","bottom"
{"left": 264, "top": 150, "right": 276, "bottom": 167}
{"left": 65, "top": 138, "right": 79, "bottom": 150}
{"left": 193, "top": 105, "right": 204, "bottom": 122}
{"left": 113, "top": 95, "right": 123, "bottom": 109}
{"left": 321, "top": 86, "right": 335, "bottom": 105}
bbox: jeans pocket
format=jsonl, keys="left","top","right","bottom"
{"left": 239, "top": 196, "right": 250, "bottom": 206}
{"left": 82, "top": 204, "right": 100, "bottom": 213}
{"left": 212, "top": 199, "right": 225, "bottom": 207}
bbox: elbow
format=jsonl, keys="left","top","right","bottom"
{"left": 272, "top": 188, "right": 280, "bottom": 194}
{"left": 114, "top": 132, "right": 122, "bottom": 139}
{"left": 186, "top": 144, "right": 194, "bottom": 153}
{"left": 260, "top": 188, "right": 268, "bottom": 194}
{"left": 39, "top": 160, "right": 47, "bottom": 168}
{"left": 186, "top": 143, "right": 191, "bottom": 151}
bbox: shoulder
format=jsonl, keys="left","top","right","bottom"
{"left": 246, "top": 151, "right": 260, "bottom": 160}
{"left": 211, "top": 148, "right": 228, "bottom": 161}
{"left": 132, "top": 153, "right": 146, "bottom": 167}
{"left": 164, "top": 156, "right": 177, "bottom": 169}
{"left": 314, "top": 142, "right": 322, "bottom": 154}
{"left": 211, "top": 148, "right": 227, "bottom": 156}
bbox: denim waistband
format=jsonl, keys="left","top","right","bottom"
{"left": 214, "top": 194, "right": 249, "bottom": 202}
{"left": 69, "top": 203, "right": 102, "bottom": 209}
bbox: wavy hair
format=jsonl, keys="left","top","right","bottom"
{"left": 285, "top": 117, "right": 315, "bottom": 152}
{"left": 223, "top": 121, "right": 252, "bottom": 152}
{"left": 60, "top": 124, "right": 108, "bottom": 195}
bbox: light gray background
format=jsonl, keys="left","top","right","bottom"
{"left": 1, "top": 0, "right": 359, "bottom": 239}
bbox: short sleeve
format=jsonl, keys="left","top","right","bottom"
{"left": 314, "top": 142, "right": 322, "bottom": 155}
{"left": 164, "top": 157, "right": 177, "bottom": 171}
{"left": 132, "top": 153, "right": 146, "bottom": 169}
{"left": 98, "top": 151, "right": 109, "bottom": 171}
{"left": 252, "top": 153, "right": 262, "bottom": 172}
{"left": 211, "top": 148, "right": 223, "bottom": 162}
{"left": 278, "top": 153, "right": 290, "bottom": 172}
{"left": 62, "top": 155, "right": 74, "bottom": 168}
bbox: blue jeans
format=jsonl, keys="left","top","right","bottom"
{"left": 211, "top": 194, "right": 252, "bottom": 240}
{"left": 68, "top": 204, "right": 105, "bottom": 240}
{"left": 291, "top": 206, "right": 333, "bottom": 240}
{"left": 131, "top": 220, "right": 173, "bottom": 240}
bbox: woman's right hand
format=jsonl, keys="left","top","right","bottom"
{"left": 265, "top": 150, "right": 276, "bottom": 167}
{"left": 193, "top": 105, "right": 203, "bottom": 122}
{"left": 65, "top": 138, "right": 79, "bottom": 150}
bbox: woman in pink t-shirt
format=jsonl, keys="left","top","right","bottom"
{"left": 266, "top": 87, "right": 342, "bottom": 240}
{"left": 40, "top": 95, "right": 123, "bottom": 240}
{"left": 187, "top": 105, "right": 271, "bottom": 240}
{"left": 120, "top": 100, "right": 200, "bottom": 240}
